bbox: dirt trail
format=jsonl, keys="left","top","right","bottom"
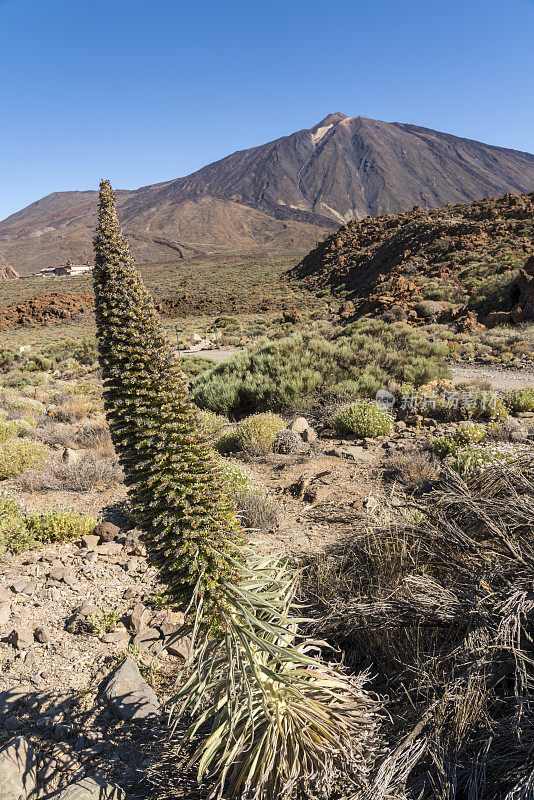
{"left": 450, "top": 365, "right": 534, "bottom": 390}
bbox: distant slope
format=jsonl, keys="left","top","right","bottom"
{"left": 292, "top": 191, "right": 534, "bottom": 323}
{"left": 2, "top": 112, "right": 534, "bottom": 275}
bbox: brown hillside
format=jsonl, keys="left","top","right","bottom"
{"left": 292, "top": 192, "right": 534, "bottom": 326}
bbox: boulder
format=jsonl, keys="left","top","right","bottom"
{"left": 483, "top": 310, "right": 512, "bottom": 328}
{"left": 48, "top": 775, "right": 125, "bottom": 799}
{"left": 0, "top": 736, "right": 37, "bottom": 800}
{"left": 93, "top": 521, "right": 120, "bottom": 542}
{"left": 101, "top": 658, "right": 160, "bottom": 720}
{"left": 62, "top": 447, "right": 82, "bottom": 467}
{"left": 288, "top": 417, "right": 310, "bottom": 435}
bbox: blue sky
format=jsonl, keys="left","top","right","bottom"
{"left": 0, "top": 0, "right": 533, "bottom": 221}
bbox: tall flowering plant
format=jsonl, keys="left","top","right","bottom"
{"left": 93, "top": 180, "right": 380, "bottom": 800}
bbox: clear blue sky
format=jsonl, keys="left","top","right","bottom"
{"left": 1, "top": 0, "right": 533, "bottom": 221}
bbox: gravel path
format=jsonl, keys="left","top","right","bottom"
{"left": 451, "top": 365, "right": 534, "bottom": 390}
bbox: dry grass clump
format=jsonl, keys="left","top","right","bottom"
{"left": 387, "top": 449, "right": 442, "bottom": 492}
{"left": 53, "top": 395, "right": 96, "bottom": 422}
{"left": 17, "top": 450, "right": 123, "bottom": 492}
{"left": 305, "top": 456, "right": 534, "bottom": 799}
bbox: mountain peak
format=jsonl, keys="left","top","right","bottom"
{"left": 313, "top": 112, "right": 348, "bottom": 129}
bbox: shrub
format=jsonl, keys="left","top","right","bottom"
{"left": 0, "top": 438, "right": 49, "bottom": 479}
{"left": 452, "top": 444, "right": 517, "bottom": 480}
{"left": 197, "top": 409, "right": 228, "bottom": 439}
{"left": 215, "top": 455, "right": 278, "bottom": 531}
{"left": 332, "top": 399, "right": 393, "bottom": 438}
{"left": 193, "top": 321, "right": 449, "bottom": 414}
{"left": 212, "top": 428, "right": 240, "bottom": 454}
{"left": 503, "top": 387, "right": 534, "bottom": 413}
{"left": 180, "top": 354, "right": 215, "bottom": 380}
{"left": 273, "top": 428, "right": 307, "bottom": 454}
{"left": 17, "top": 451, "right": 123, "bottom": 492}
{"left": 54, "top": 396, "right": 94, "bottom": 422}
{"left": 0, "top": 492, "right": 28, "bottom": 554}
{"left": 453, "top": 421, "right": 487, "bottom": 446}
{"left": 25, "top": 506, "right": 98, "bottom": 543}
{"left": 237, "top": 412, "right": 286, "bottom": 456}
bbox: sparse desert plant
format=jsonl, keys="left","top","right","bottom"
{"left": 332, "top": 399, "right": 394, "bottom": 438}
{"left": 197, "top": 408, "right": 228, "bottom": 439}
{"left": 0, "top": 492, "right": 30, "bottom": 554}
{"left": 0, "top": 438, "right": 49, "bottom": 479}
{"left": 237, "top": 411, "right": 286, "bottom": 455}
{"left": 17, "top": 451, "right": 123, "bottom": 492}
{"left": 25, "top": 506, "right": 98, "bottom": 543}
{"left": 387, "top": 449, "right": 441, "bottom": 491}
{"left": 451, "top": 443, "right": 518, "bottom": 480}
{"left": 91, "top": 180, "right": 380, "bottom": 800}
{"left": 273, "top": 428, "right": 307, "bottom": 454}
{"left": 54, "top": 395, "right": 94, "bottom": 422}
{"left": 503, "top": 386, "right": 534, "bottom": 413}
{"left": 212, "top": 427, "right": 239, "bottom": 454}
{"left": 87, "top": 607, "right": 121, "bottom": 636}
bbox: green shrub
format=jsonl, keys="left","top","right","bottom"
{"left": 453, "top": 422, "right": 487, "bottom": 446}
{"left": 452, "top": 445, "right": 517, "bottom": 480}
{"left": 25, "top": 506, "right": 98, "bottom": 543}
{"left": 237, "top": 412, "right": 286, "bottom": 456}
{"left": 193, "top": 321, "right": 449, "bottom": 414}
{"left": 503, "top": 387, "right": 534, "bottom": 413}
{"left": 0, "top": 492, "right": 29, "bottom": 554}
{"left": 213, "top": 428, "right": 240, "bottom": 454}
{"left": 332, "top": 399, "right": 393, "bottom": 438}
{"left": 0, "top": 439, "right": 49, "bottom": 479}
{"left": 197, "top": 409, "right": 228, "bottom": 439}
{"left": 180, "top": 355, "right": 215, "bottom": 380}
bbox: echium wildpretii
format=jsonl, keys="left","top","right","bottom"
{"left": 93, "top": 179, "right": 245, "bottom": 617}
{"left": 92, "top": 180, "right": 381, "bottom": 800}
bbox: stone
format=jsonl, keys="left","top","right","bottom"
{"left": 80, "top": 535, "right": 101, "bottom": 549}
{"left": 34, "top": 626, "right": 50, "bottom": 643}
{"left": 301, "top": 426, "right": 317, "bottom": 443}
{"left": 328, "top": 445, "right": 375, "bottom": 463}
{"left": 101, "top": 658, "right": 160, "bottom": 720}
{"left": 129, "top": 603, "right": 150, "bottom": 634}
{"left": 288, "top": 417, "right": 310, "bottom": 435}
{"left": 93, "top": 521, "right": 120, "bottom": 542}
{"left": 133, "top": 626, "right": 161, "bottom": 651}
{"left": 0, "top": 736, "right": 37, "bottom": 800}
{"left": 12, "top": 626, "right": 34, "bottom": 651}
{"left": 97, "top": 542, "right": 123, "bottom": 557}
{"left": 0, "top": 689, "right": 26, "bottom": 716}
{"left": 363, "top": 495, "right": 379, "bottom": 514}
{"left": 47, "top": 775, "right": 125, "bottom": 799}
{"left": 10, "top": 579, "right": 30, "bottom": 594}
{"left": 0, "top": 586, "right": 11, "bottom": 603}
{"left": 62, "top": 447, "right": 82, "bottom": 467}
{"left": 4, "top": 715, "right": 23, "bottom": 730}
{"left": 100, "top": 630, "right": 130, "bottom": 646}
{"left": 0, "top": 603, "right": 11, "bottom": 626}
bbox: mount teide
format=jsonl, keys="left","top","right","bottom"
{"left": 2, "top": 112, "right": 534, "bottom": 275}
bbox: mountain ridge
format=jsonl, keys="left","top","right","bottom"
{"left": 2, "top": 113, "right": 534, "bottom": 275}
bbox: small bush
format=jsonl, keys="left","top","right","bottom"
{"left": 180, "top": 355, "right": 215, "bottom": 381}
{"left": 234, "top": 485, "right": 278, "bottom": 531}
{"left": 387, "top": 450, "right": 441, "bottom": 491}
{"left": 0, "top": 492, "right": 29, "bottom": 554}
{"left": 213, "top": 428, "right": 240, "bottom": 454}
{"left": 0, "top": 438, "right": 49, "bottom": 479}
{"left": 17, "top": 451, "right": 123, "bottom": 492}
{"left": 54, "top": 396, "right": 94, "bottom": 422}
{"left": 452, "top": 445, "right": 518, "bottom": 480}
{"left": 237, "top": 412, "right": 286, "bottom": 456}
{"left": 503, "top": 387, "right": 534, "bottom": 413}
{"left": 453, "top": 422, "right": 487, "bottom": 446}
{"left": 25, "top": 506, "right": 98, "bottom": 543}
{"left": 197, "top": 409, "right": 228, "bottom": 439}
{"left": 273, "top": 429, "right": 307, "bottom": 454}
{"left": 332, "top": 400, "right": 393, "bottom": 438}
